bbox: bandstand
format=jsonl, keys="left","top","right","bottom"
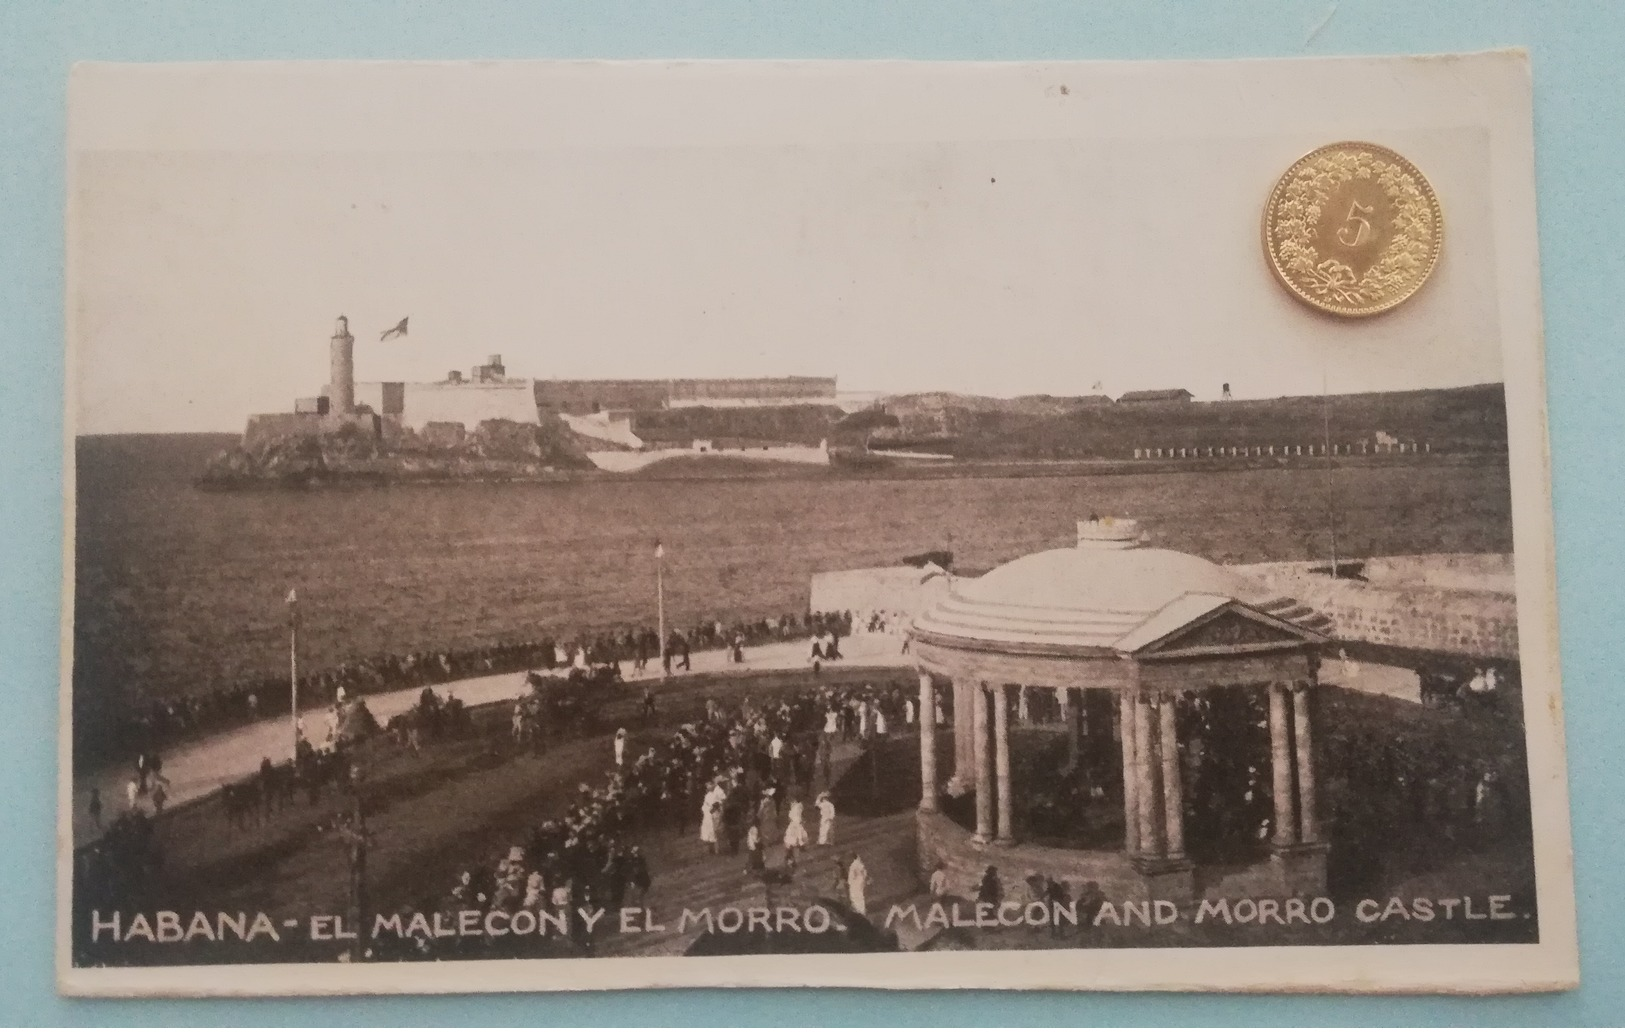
{"left": 910, "top": 517, "right": 1335, "bottom": 902}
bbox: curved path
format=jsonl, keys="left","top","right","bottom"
{"left": 70, "top": 632, "right": 911, "bottom": 850}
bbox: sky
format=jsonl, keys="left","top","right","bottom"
{"left": 69, "top": 62, "right": 1510, "bottom": 434}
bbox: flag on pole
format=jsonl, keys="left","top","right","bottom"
{"left": 380, "top": 317, "right": 409, "bottom": 341}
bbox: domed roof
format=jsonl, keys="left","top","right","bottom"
{"left": 912, "top": 518, "right": 1327, "bottom": 654}
{"left": 963, "top": 546, "right": 1255, "bottom": 615}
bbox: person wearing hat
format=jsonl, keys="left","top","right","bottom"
{"left": 1023, "top": 869, "right": 1049, "bottom": 906}
{"left": 756, "top": 787, "right": 779, "bottom": 851}
{"left": 744, "top": 824, "right": 764, "bottom": 873}
{"left": 977, "top": 865, "right": 1003, "bottom": 907}
{"left": 816, "top": 790, "right": 837, "bottom": 846}
{"left": 626, "top": 846, "right": 652, "bottom": 905}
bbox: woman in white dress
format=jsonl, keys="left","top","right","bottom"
{"left": 782, "top": 798, "right": 809, "bottom": 869}
{"left": 699, "top": 782, "right": 723, "bottom": 854}
{"left": 847, "top": 854, "right": 869, "bottom": 915}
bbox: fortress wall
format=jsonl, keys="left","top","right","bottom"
{"left": 665, "top": 396, "right": 840, "bottom": 408}
{"left": 1237, "top": 556, "right": 1519, "bottom": 661}
{"left": 668, "top": 376, "right": 837, "bottom": 404}
{"left": 401, "top": 382, "right": 539, "bottom": 431}
{"left": 535, "top": 376, "right": 839, "bottom": 415}
{"left": 535, "top": 379, "right": 672, "bottom": 415}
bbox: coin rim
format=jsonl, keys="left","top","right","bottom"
{"left": 1262, "top": 141, "right": 1444, "bottom": 318}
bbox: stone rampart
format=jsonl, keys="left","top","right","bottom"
{"left": 1236, "top": 555, "right": 1518, "bottom": 661}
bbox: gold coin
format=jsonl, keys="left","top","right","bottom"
{"left": 1263, "top": 142, "right": 1442, "bottom": 317}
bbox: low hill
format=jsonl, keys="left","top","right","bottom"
{"left": 874, "top": 384, "right": 1506, "bottom": 460}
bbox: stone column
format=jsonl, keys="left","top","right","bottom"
{"left": 994, "top": 685, "right": 1014, "bottom": 844}
{"left": 1068, "top": 688, "right": 1085, "bottom": 770}
{"left": 1118, "top": 692, "right": 1140, "bottom": 856}
{"left": 1268, "top": 682, "right": 1298, "bottom": 848}
{"left": 973, "top": 684, "right": 994, "bottom": 843}
{"left": 1158, "top": 694, "right": 1186, "bottom": 860}
{"left": 918, "top": 671, "right": 938, "bottom": 813}
{"left": 1133, "top": 694, "right": 1164, "bottom": 857}
{"left": 949, "top": 681, "right": 975, "bottom": 794}
{"left": 1292, "top": 681, "right": 1319, "bottom": 843}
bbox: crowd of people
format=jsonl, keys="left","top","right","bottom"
{"left": 400, "top": 677, "right": 916, "bottom": 958}
{"left": 1323, "top": 701, "right": 1530, "bottom": 893}
{"left": 1416, "top": 658, "right": 1520, "bottom": 714}
{"left": 85, "top": 609, "right": 860, "bottom": 767}
{"left": 991, "top": 671, "right": 1528, "bottom": 875}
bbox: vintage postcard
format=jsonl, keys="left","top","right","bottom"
{"left": 59, "top": 52, "right": 1576, "bottom": 995}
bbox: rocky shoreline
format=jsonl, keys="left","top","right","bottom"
{"left": 194, "top": 416, "right": 600, "bottom": 490}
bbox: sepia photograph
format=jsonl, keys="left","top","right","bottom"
{"left": 58, "top": 53, "right": 1575, "bottom": 995}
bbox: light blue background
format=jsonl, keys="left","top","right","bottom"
{"left": 3, "top": 1, "right": 1620, "bottom": 1024}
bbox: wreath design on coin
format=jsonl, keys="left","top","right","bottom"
{"left": 1269, "top": 147, "right": 1438, "bottom": 311}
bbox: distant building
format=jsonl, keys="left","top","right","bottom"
{"left": 1117, "top": 388, "right": 1194, "bottom": 404}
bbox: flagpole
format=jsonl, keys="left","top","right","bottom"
{"left": 655, "top": 542, "right": 667, "bottom": 680}
{"left": 288, "top": 588, "right": 300, "bottom": 760}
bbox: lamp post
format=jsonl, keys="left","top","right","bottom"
{"left": 1321, "top": 365, "right": 1339, "bottom": 578}
{"left": 655, "top": 540, "right": 667, "bottom": 679}
{"left": 287, "top": 588, "right": 300, "bottom": 760}
{"left": 334, "top": 774, "right": 372, "bottom": 962}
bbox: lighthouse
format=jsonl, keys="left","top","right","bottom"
{"left": 325, "top": 315, "right": 356, "bottom": 415}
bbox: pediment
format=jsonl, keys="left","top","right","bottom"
{"left": 1118, "top": 595, "right": 1327, "bottom": 658}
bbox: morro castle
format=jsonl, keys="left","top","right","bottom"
{"left": 201, "top": 316, "right": 849, "bottom": 486}
{"left": 241, "top": 315, "right": 843, "bottom": 447}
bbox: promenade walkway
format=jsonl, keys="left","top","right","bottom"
{"left": 70, "top": 632, "right": 911, "bottom": 850}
